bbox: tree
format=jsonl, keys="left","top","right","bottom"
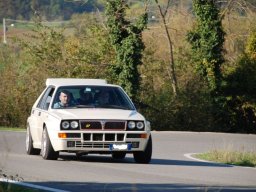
{"left": 105, "top": 0, "right": 148, "bottom": 98}
{"left": 187, "top": 0, "right": 225, "bottom": 93}
{"left": 154, "top": 0, "right": 178, "bottom": 96}
{"left": 223, "top": 30, "right": 256, "bottom": 133}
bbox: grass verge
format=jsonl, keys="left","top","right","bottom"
{"left": 195, "top": 150, "right": 256, "bottom": 167}
{"left": 0, "top": 127, "right": 25, "bottom": 132}
{"left": 0, "top": 182, "right": 42, "bottom": 192}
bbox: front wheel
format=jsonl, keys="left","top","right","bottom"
{"left": 26, "top": 126, "right": 40, "bottom": 155}
{"left": 41, "top": 128, "right": 59, "bottom": 160}
{"left": 133, "top": 135, "right": 152, "bottom": 164}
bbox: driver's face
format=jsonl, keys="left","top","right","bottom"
{"left": 59, "top": 92, "right": 69, "bottom": 105}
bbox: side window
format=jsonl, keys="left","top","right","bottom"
{"left": 37, "top": 87, "right": 55, "bottom": 110}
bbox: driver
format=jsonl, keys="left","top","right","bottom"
{"left": 54, "top": 90, "right": 73, "bottom": 108}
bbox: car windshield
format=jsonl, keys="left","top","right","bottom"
{"left": 51, "top": 85, "right": 135, "bottom": 110}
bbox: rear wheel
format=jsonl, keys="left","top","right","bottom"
{"left": 112, "top": 152, "right": 126, "bottom": 160}
{"left": 133, "top": 135, "right": 152, "bottom": 164}
{"left": 41, "top": 128, "right": 59, "bottom": 160}
{"left": 26, "top": 126, "right": 40, "bottom": 155}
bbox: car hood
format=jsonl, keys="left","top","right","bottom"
{"left": 51, "top": 108, "right": 145, "bottom": 120}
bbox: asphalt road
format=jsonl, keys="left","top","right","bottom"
{"left": 0, "top": 131, "right": 256, "bottom": 192}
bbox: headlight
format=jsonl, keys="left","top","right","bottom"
{"left": 128, "top": 121, "right": 136, "bottom": 129}
{"left": 70, "top": 121, "right": 79, "bottom": 129}
{"left": 62, "top": 121, "right": 69, "bottom": 129}
{"left": 136, "top": 122, "right": 144, "bottom": 129}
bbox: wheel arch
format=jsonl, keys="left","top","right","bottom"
{"left": 42, "top": 122, "right": 59, "bottom": 152}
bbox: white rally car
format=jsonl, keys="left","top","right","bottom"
{"left": 26, "top": 78, "right": 152, "bottom": 163}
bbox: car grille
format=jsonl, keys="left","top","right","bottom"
{"left": 105, "top": 122, "right": 125, "bottom": 130}
{"left": 80, "top": 120, "right": 126, "bottom": 130}
{"left": 83, "top": 133, "right": 125, "bottom": 142}
{"left": 80, "top": 121, "right": 102, "bottom": 129}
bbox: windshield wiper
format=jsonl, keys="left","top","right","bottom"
{"left": 96, "top": 105, "right": 130, "bottom": 110}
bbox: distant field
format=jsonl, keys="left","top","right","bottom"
{"left": 0, "top": 20, "right": 74, "bottom": 42}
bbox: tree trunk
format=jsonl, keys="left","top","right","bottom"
{"left": 155, "top": 0, "right": 178, "bottom": 96}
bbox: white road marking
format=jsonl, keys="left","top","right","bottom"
{"left": 184, "top": 153, "right": 212, "bottom": 163}
{"left": 0, "top": 178, "right": 70, "bottom": 192}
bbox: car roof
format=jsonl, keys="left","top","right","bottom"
{"left": 46, "top": 78, "right": 108, "bottom": 86}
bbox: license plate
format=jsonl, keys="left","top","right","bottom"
{"left": 109, "top": 144, "right": 132, "bottom": 151}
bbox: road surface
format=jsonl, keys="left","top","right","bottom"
{"left": 0, "top": 131, "right": 256, "bottom": 191}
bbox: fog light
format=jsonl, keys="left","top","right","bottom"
{"left": 132, "top": 142, "right": 139, "bottom": 148}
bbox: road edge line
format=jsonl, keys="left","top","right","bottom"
{"left": 184, "top": 153, "right": 212, "bottom": 163}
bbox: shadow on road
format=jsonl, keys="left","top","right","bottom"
{"left": 150, "top": 158, "right": 233, "bottom": 167}
{"left": 59, "top": 154, "right": 232, "bottom": 168}
{"left": 24, "top": 181, "right": 256, "bottom": 192}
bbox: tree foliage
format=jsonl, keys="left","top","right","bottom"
{"left": 245, "top": 30, "right": 256, "bottom": 60}
{"left": 19, "top": 14, "right": 112, "bottom": 79}
{"left": 105, "top": 0, "right": 148, "bottom": 98}
{"left": 0, "top": 14, "right": 113, "bottom": 127}
{"left": 223, "top": 30, "right": 256, "bottom": 133}
{"left": 187, "top": 0, "right": 225, "bottom": 93}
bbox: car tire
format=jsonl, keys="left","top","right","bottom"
{"left": 112, "top": 152, "right": 126, "bottom": 160}
{"left": 26, "top": 126, "right": 40, "bottom": 155}
{"left": 41, "top": 128, "right": 59, "bottom": 160}
{"left": 133, "top": 135, "right": 152, "bottom": 164}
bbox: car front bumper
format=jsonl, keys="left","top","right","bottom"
{"left": 50, "top": 131, "right": 150, "bottom": 152}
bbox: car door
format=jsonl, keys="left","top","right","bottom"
{"left": 32, "top": 87, "right": 55, "bottom": 147}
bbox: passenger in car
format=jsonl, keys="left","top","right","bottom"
{"left": 97, "top": 91, "right": 110, "bottom": 105}
{"left": 77, "top": 89, "right": 93, "bottom": 105}
{"left": 53, "top": 90, "right": 74, "bottom": 108}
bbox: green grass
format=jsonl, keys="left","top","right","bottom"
{"left": 0, "top": 23, "right": 33, "bottom": 31}
{"left": 0, "top": 182, "right": 43, "bottom": 192}
{"left": 0, "top": 127, "right": 25, "bottom": 131}
{"left": 195, "top": 150, "right": 256, "bottom": 167}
